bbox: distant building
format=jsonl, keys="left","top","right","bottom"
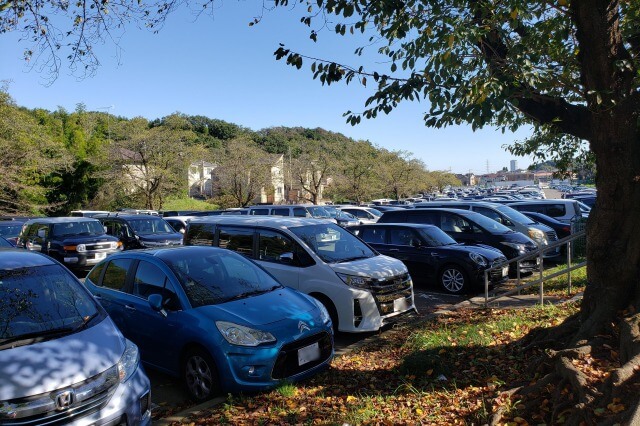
{"left": 455, "top": 173, "right": 477, "bottom": 186}
{"left": 188, "top": 160, "right": 217, "bottom": 199}
{"left": 510, "top": 160, "right": 518, "bottom": 172}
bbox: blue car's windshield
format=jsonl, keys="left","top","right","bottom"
{"left": 162, "top": 250, "right": 282, "bottom": 308}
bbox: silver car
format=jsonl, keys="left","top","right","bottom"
{"left": 0, "top": 250, "right": 151, "bottom": 425}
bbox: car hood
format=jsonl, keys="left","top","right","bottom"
{"left": 198, "top": 287, "right": 317, "bottom": 326}
{"left": 329, "top": 254, "right": 408, "bottom": 279}
{"left": 443, "top": 244, "right": 506, "bottom": 261}
{"left": 138, "top": 233, "right": 183, "bottom": 245}
{"left": 58, "top": 234, "right": 119, "bottom": 245}
{"left": 0, "top": 317, "right": 125, "bottom": 400}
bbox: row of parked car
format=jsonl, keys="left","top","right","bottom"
{"left": 0, "top": 194, "right": 591, "bottom": 423}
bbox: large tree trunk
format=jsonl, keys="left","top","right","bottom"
{"left": 577, "top": 107, "right": 640, "bottom": 341}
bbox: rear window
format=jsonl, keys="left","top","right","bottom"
{"left": 185, "top": 223, "right": 216, "bottom": 246}
{"left": 218, "top": 227, "right": 254, "bottom": 256}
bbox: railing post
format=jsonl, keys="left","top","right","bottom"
{"left": 539, "top": 250, "right": 544, "bottom": 305}
{"left": 567, "top": 241, "right": 572, "bottom": 294}
{"left": 484, "top": 269, "right": 489, "bottom": 307}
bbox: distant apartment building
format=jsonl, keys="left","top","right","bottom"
{"left": 510, "top": 160, "right": 518, "bottom": 172}
{"left": 188, "top": 160, "right": 217, "bottom": 199}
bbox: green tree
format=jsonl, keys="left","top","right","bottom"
{"left": 327, "top": 140, "right": 379, "bottom": 203}
{"left": 98, "top": 117, "right": 199, "bottom": 210}
{"left": 0, "top": 90, "right": 71, "bottom": 215}
{"left": 375, "top": 149, "right": 427, "bottom": 200}
{"left": 213, "top": 138, "right": 272, "bottom": 207}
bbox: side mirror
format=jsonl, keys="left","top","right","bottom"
{"left": 410, "top": 238, "right": 422, "bottom": 248}
{"left": 148, "top": 294, "right": 167, "bottom": 318}
{"left": 279, "top": 252, "right": 294, "bottom": 263}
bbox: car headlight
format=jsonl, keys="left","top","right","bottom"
{"left": 469, "top": 252, "right": 487, "bottom": 266}
{"left": 216, "top": 321, "right": 276, "bottom": 347}
{"left": 117, "top": 339, "right": 140, "bottom": 383}
{"left": 336, "top": 272, "right": 375, "bottom": 289}
{"left": 311, "top": 297, "right": 331, "bottom": 325}
{"left": 527, "top": 229, "right": 547, "bottom": 245}
{"left": 500, "top": 242, "right": 527, "bottom": 253}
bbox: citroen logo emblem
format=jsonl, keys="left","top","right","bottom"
{"left": 298, "top": 321, "right": 311, "bottom": 333}
{"left": 54, "top": 390, "right": 74, "bottom": 411}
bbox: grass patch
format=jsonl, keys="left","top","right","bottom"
{"left": 183, "top": 302, "right": 582, "bottom": 425}
{"left": 161, "top": 196, "right": 220, "bottom": 212}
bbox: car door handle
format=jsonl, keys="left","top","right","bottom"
{"left": 430, "top": 253, "right": 440, "bottom": 257}
{"left": 389, "top": 249, "right": 400, "bottom": 252}
{"left": 93, "top": 294, "right": 102, "bottom": 300}
{"left": 125, "top": 305, "right": 136, "bottom": 311}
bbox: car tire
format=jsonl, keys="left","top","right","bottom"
{"left": 182, "top": 347, "right": 220, "bottom": 402}
{"left": 439, "top": 264, "right": 468, "bottom": 294}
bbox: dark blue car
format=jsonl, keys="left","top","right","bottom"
{"left": 84, "top": 246, "right": 334, "bottom": 401}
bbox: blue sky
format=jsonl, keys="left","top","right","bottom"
{"left": 0, "top": 1, "right": 534, "bottom": 174}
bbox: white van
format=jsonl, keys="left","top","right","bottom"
{"left": 183, "top": 216, "right": 416, "bottom": 333}
{"left": 508, "top": 200, "right": 588, "bottom": 223}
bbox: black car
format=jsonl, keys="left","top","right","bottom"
{"left": 94, "top": 213, "right": 183, "bottom": 250}
{"left": 15, "top": 217, "right": 122, "bottom": 272}
{"left": 0, "top": 219, "right": 28, "bottom": 246}
{"left": 520, "top": 211, "right": 572, "bottom": 240}
{"left": 378, "top": 208, "right": 540, "bottom": 275}
{"left": 348, "top": 223, "right": 508, "bottom": 294}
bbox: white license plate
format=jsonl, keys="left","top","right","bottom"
{"left": 95, "top": 252, "right": 106, "bottom": 260}
{"left": 502, "top": 266, "right": 509, "bottom": 276}
{"left": 393, "top": 297, "right": 409, "bottom": 312}
{"left": 298, "top": 342, "right": 321, "bottom": 366}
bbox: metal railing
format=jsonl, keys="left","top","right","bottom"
{"left": 482, "top": 229, "right": 587, "bottom": 307}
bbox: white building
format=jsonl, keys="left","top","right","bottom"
{"left": 188, "top": 160, "right": 217, "bottom": 199}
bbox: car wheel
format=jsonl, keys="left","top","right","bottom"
{"left": 439, "top": 265, "right": 468, "bottom": 294}
{"left": 182, "top": 348, "right": 220, "bottom": 402}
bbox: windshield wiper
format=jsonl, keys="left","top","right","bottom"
{"left": 0, "top": 326, "right": 77, "bottom": 349}
{"left": 338, "top": 255, "right": 371, "bottom": 263}
{"left": 72, "top": 312, "right": 100, "bottom": 332}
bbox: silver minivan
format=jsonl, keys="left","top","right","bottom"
{"left": 0, "top": 250, "right": 151, "bottom": 425}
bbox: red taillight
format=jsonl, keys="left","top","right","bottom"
{"left": 562, "top": 226, "right": 571, "bottom": 233}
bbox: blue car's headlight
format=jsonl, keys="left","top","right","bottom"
{"left": 117, "top": 339, "right": 140, "bottom": 383}
{"left": 311, "top": 297, "right": 331, "bottom": 325}
{"left": 216, "top": 321, "right": 276, "bottom": 347}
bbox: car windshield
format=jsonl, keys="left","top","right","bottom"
{"left": 365, "top": 208, "right": 382, "bottom": 217}
{"left": 0, "top": 223, "right": 23, "bottom": 237}
{"left": 496, "top": 205, "right": 537, "bottom": 225}
{"left": 290, "top": 223, "right": 376, "bottom": 263}
{"left": 162, "top": 250, "right": 282, "bottom": 308}
{"left": 307, "top": 206, "right": 332, "bottom": 219}
{"left": 128, "top": 218, "right": 176, "bottom": 235}
{"left": 417, "top": 227, "right": 458, "bottom": 247}
{"left": 51, "top": 220, "right": 106, "bottom": 237}
{"left": 0, "top": 264, "right": 101, "bottom": 348}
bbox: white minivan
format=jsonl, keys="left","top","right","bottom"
{"left": 183, "top": 216, "right": 417, "bottom": 333}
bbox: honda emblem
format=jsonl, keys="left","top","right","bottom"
{"left": 54, "top": 390, "right": 74, "bottom": 411}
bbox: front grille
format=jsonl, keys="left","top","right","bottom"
{"left": 85, "top": 242, "right": 117, "bottom": 251}
{"left": 367, "top": 273, "right": 413, "bottom": 316}
{"left": 489, "top": 258, "right": 508, "bottom": 282}
{"left": 0, "top": 366, "right": 119, "bottom": 426}
{"left": 272, "top": 332, "right": 332, "bottom": 380}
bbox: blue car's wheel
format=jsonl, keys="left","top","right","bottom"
{"left": 183, "top": 348, "right": 220, "bottom": 402}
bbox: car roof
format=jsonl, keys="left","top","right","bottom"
{"left": 0, "top": 249, "right": 57, "bottom": 269}
{"left": 509, "top": 200, "right": 576, "bottom": 204}
{"left": 351, "top": 223, "right": 437, "bottom": 230}
{"left": 23, "top": 217, "right": 100, "bottom": 224}
{"left": 103, "top": 245, "right": 228, "bottom": 259}
{"left": 188, "top": 215, "right": 330, "bottom": 228}
{"left": 94, "top": 214, "right": 163, "bottom": 219}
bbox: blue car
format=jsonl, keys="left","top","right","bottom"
{"left": 84, "top": 246, "right": 334, "bottom": 401}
